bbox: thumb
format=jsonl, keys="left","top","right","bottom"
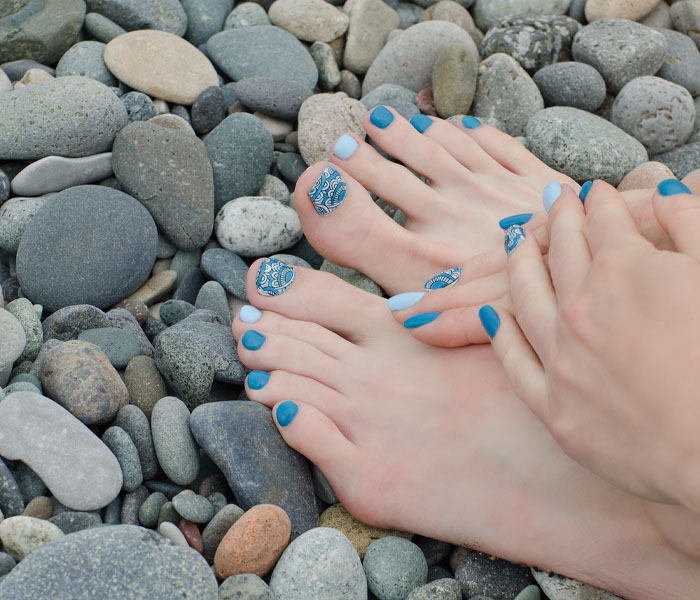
{"left": 653, "top": 179, "right": 700, "bottom": 260}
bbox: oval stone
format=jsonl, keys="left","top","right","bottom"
{"left": 233, "top": 77, "right": 314, "bottom": 121}
{"left": 84, "top": 0, "right": 188, "bottom": 36}
{"left": 364, "top": 537, "right": 428, "bottom": 600}
{"left": 55, "top": 40, "right": 117, "bottom": 86}
{"left": 0, "top": 516, "right": 64, "bottom": 561}
{"left": 78, "top": 326, "right": 141, "bottom": 369}
{"left": 151, "top": 396, "right": 200, "bottom": 486}
{"left": 269, "top": 0, "right": 349, "bottom": 43}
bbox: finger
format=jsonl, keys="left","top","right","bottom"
{"left": 402, "top": 305, "right": 492, "bottom": 347}
{"left": 652, "top": 179, "right": 700, "bottom": 261}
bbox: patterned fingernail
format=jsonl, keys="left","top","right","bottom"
{"left": 239, "top": 305, "right": 262, "bottom": 324}
{"left": 242, "top": 330, "right": 266, "bottom": 350}
{"left": 404, "top": 312, "right": 440, "bottom": 329}
{"left": 658, "top": 179, "right": 691, "bottom": 196}
{"left": 333, "top": 134, "right": 358, "bottom": 160}
{"left": 309, "top": 165, "right": 347, "bottom": 216}
{"left": 257, "top": 258, "right": 296, "bottom": 296}
{"left": 462, "top": 116, "right": 481, "bottom": 129}
{"left": 247, "top": 370, "right": 270, "bottom": 390}
{"left": 504, "top": 225, "right": 525, "bottom": 256}
{"left": 579, "top": 180, "right": 592, "bottom": 203}
{"left": 543, "top": 181, "right": 562, "bottom": 212}
{"left": 386, "top": 291, "right": 426, "bottom": 311}
{"left": 424, "top": 267, "right": 461, "bottom": 290}
{"left": 410, "top": 114, "right": 433, "bottom": 133}
{"left": 276, "top": 401, "right": 298, "bottom": 427}
{"left": 370, "top": 106, "right": 394, "bottom": 128}
{"left": 498, "top": 213, "right": 532, "bottom": 230}
{"left": 478, "top": 306, "right": 500, "bottom": 339}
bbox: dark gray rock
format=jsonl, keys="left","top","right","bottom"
{"left": 455, "top": 551, "right": 536, "bottom": 600}
{"left": 0, "top": 552, "right": 15, "bottom": 577}
{"left": 201, "top": 503, "right": 244, "bottom": 563}
{"left": 144, "top": 480, "right": 186, "bottom": 500}
{"left": 121, "top": 91, "right": 157, "bottom": 122}
{"left": 191, "top": 86, "right": 226, "bottom": 135}
{"left": 106, "top": 307, "right": 155, "bottom": 358}
{"left": 84, "top": 0, "right": 188, "bottom": 36}
{"left": 42, "top": 305, "right": 110, "bottom": 342}
{"left": 138, "top": 491, "right": 168, "bottom": 528}
{"left": 169, "top": 249, "right": 202, "bottom": 287}
{"left": 103, "top": 496, "right": 121, "bottom": 524}
{"left": 156, "top": 233, "right": 177, "bottom": 259}
{"left": 102, "top": 426, "right": 143, "bottom": 492}
{"left": 157, "top": 500, "right": 181, "bottom": 527}
{"left": 171, "top": 493, "right": 214, "bottom": 523}
{"left": 151, "top": 396, "right": 200, "bottom": 486}
{"left": 413, "top": 535, "right": 454, "bottom": 567}
{"left": 427, "top": 566, "right": 453, "bottom": 583}
{"left": 533, "top": 61, "right": 606, "bottom": 112}
{"left": 48, "top": 511, "right": 102, "bottom": 534}
{"left": 11, "top": 462, "right": 47, "bottom": 504}
{"left": 115, "top": 404, "right": 158, "bottom": 480}
{"left": 201, "top": 248, "right": 248, "bottom": 301}
{"left": 0, "top": 169, "right": 9, "bottom": 205}
{"left": 195, "top": 281, "right": 231, "bottom": 325}
{"left": 159, "top": 299, "right": 196, "bottom": 326}
{"left": 172, "top": 267, "right": 206, "bottom": 304}
{"left": 78, "top": 327, "right": 142, "bottom": 369}
{"left": 276, "top": 152, "right": 307, "bottom": 183}
{"left": 180, "top": 0, "right": 230, "bottom": 47}
{"left": 0, "top": 458, "right": 24, "bottom": 517}
{"left": 233, "top": 77, "right": 314, "bottom": 120}
{"left": 654, "top": 141, "right": 700, "bottom": 178}
{"left": 657, "top": 28, "right": 700, "bottom": 97}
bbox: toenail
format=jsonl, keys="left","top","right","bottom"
{"left": 498, "top": 213, "right": 532, "bottom": 230}
{"left": 462, "top": 116, "right": 481, "bottom": 129}
{"left": 543, "top": 181, "right": 562, "bottom": 212}
{"left": 247, "top": 370, "right": 270, "bottom": 389}
{"left": 386, "top": 291, "right": 426, "bottom": 311}
{"left": 309, "top": 165, "right": 347, "bottom": 215}
{"left": 579, "top": 181, "right": 593, "bottom": 203}
{"left": 410, "top": 114, "right": 433, "bottom": 133}
{"left": 370, "top": 106, "right": 394, "bottom": 129}
{"left": 504, "top": 225, "right": 526, "bottom": 256}
{"left": 478, "top": 305, "right": 500, "bottom": 339}
{"left": 424, "top": 267, "right": 461, "bottom": 290}
{"left": 403, "top": 312, "right": 440, "bottom": 329}
{"left": 256, "top": 258, "right": 296, "bottom": 296}
{"left": 276, "top": 401, "right": 298, "bottom": 426}
{"left": 657, "top": 178, "right": 691, "bottom": 196}
{"left": 239, "top": 305, "right": 262, "bottom": 324}
{"left": 242, "top": 330, "right": 266, "bottom": 350}
{"left": 333, "top": 134, "right": 359, "bottom": 160}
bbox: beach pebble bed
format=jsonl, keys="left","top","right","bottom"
{"left": 0, "top": 0, "right": 693, "bottom": 597}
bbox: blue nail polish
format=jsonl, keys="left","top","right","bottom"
{"left": 410, "top": 114, "right": 433, "bottom": 133}
{"left": 239, "top": 305, "right": 262, "bottom": 324}
{"left": 462, "top": 116, "right": 481, "bottom": 129}
{"left": 424, "top": 267, "right": 461, "bottom": 290}
{"left": 242, "top": 330, "right": 266, "bottom": 350}
{"left": 370, "top": 106, "right": 394, "bottom": 129}
{"left": 579, "top": 180, "right": 592, "bottom": 203}
{"left": 543, "top": 181, "right": 562, "bottom": 212}
{"left": 504, "top": 225, "right": 525, "bottom": 256}
{"left": 309, "top": 165, "right": 347, "bottom": 215}
{"left": 386, "top": 291, "right": 426, "bottom": 311}
{"left": 247, "top": 370, "right": 270, "bottom": 390}
{"left": 498, "top": 213, "right": 533, "bottom": 230}
{"left": 333, "top": 134, "right": 359, "bottom": 160}
{"left": 404, "top": 312, "right": 440, "bottom": 329}
{"left": 276, "top": 400, "right": 298, "bottom": 426}
{"left": 257, "top": 258, "right": 296, "bottom": 296}
{"left": 478, "top": 305, "right": 500, "bottom": 339}
{"left": 658, "top": 179, "right": 691, "bottom": 196}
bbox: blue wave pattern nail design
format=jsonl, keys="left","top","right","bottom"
{"left": 504, "top": 225, "right": 525, "bottom": 256}
{"left": 424, "top": 267, "right": 462, "bottom": 290}
{"left": 256, "top": 258, "right": 296, "bottom": 296}
{"left": 309, "top": 166, "right": 347, "bottom": 216}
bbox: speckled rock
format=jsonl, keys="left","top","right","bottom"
{"left": 106, "top": 308, "right": 154, "bottom": 358}
{"left": 172, "top": 493, "right": 214, "bottom": 524}
{"left": 472, "top": 0, "right": 570, "bottom": 31}
{"left": 151, "top": 396, "right": 200, "bottom": 486}
{"left": 0, "top": 459, "right": 23, "bottom": 518}
{"left": 41, "top": 305, "right": 109, "bottom": 342}
{"left": 0, "top": 552, "right": 14, "bottom": 577}
{"left": 654, "top": 141, "right": 700, "bottom": 178}
{"left": 224, "top": 2, "right": 270, "bottom": 28}
{"left": 77, "top": 327, "right": 141, "bottom": 369}
{"left": 219, "top": 574, "right": 275, "bottom": 600}
{"left": 201, "top": 248, "right": 249, "bottom": 301}
{"left": 585, "top": 0, "right": 660, "bottom": 22}
{"left": 363, "top": 536, "right": 427, "bottom": 600}
{"left": 617, "top": 161, "right": 675, "bottom": 191}
{"left": 102, "top": 426, "right": 143, "bottom": 492}
{"left": 0, "top": 309, "right": 26, "bottom": 371}
{"left": 0, "top": 516, "right": 63, "bottom": 561}
{"left": 55, "top": 41, "right": 116, "bottom": 86}
{"left": 657, "top": 28, "right": 700, "bottom": 98}
{"left": 84, "top": 12, "right": 127, "bottom": 42}
{"left": 533, "top": 62, "right": 606, "bottom": 112}
{"left": 194, "top": 281, "right": 231, "bottom": 325}
{"left": 0, "top": 195, "right": 49, "bottom": 255}
{"left": 180, "top": 0, "right": 230, "bottom": 47}
{"left": 48, "top": 511, "right": 102, "bottom": 534}
{"left": 531, "top": 568, "right": 621, "bottom": 599}
{"left": 202, "top": 504, "right": 245, "bottom": 563}
{"left": 344, "top": 0, "right": 399, "bottom": 75}
{"left": 121, "top": 91, "right": 157, "bottom": 122}
{"left": 269, "top": 0, "right": 349, "bottom": 42}
{"left": 124, "top": 355, "right": 166, "bottom": 419}
{"left": 406, "top": 578, "right": 461, "bottom": 600}
{"left": 257, "top": 174, "right": 290, "bottom": 203}
{"left": 84, "top": 0, "right": 187, "bottom": 35}
{"left": 115, "top": 405, "right": 157, "bottom": 480}
{"left": 310, "top": 41, "right": 341, "bottom": 91}
{"left": 138, "top": 492, "right": 168, "bottom": 528}
{"left": 455, "top": 551, "right": 536, "bottom": 600}
{"left": 432, "top": 42, "right": 477, "bottom": 118}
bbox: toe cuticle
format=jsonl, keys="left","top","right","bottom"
{"left": 247, "top": 370, "right": 270, "bottom": 389}
{"left": 242, "top": 330, "right": 266, "bottom": 351}
{"left": 403, "top": 312, "right": 440, "bottom": 329}
{"left": 239, "top": 305, "right": 262, "bottom": 324}
{"left": 386, "top": 291, "right": 426, "bottom": 311}
{"left": 309, "top": 165, "right": 347, "bottom": 215}
{"left": 276, "top": 401, "right": 298, "bottom": 427}
{"left": 370, "top": 106, "right": 394, "bottom": 129}
{"left": 257, "top": 258, "right": 296, "bottom": 296}
{"left": 424, "top": 267, "right": 461, "bottom": 290}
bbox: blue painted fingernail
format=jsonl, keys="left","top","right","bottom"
{"left": 543, "top": 181, "right": 562, "bottom": 212}
{"left": 242, "top": 330, "right": 266, "bottom": 350}
{"left": 410, "top": 114, "right": 433, "bottom": 133}
{"left": 462, "top": 116, "right": 481, "bottom": 129}
{"left": 333, "top": 134, "right": 359, "bottom": 160}
{"left": 478, "top": 305, "right": 500, "bottom": 339}
{"left": 386, "top": 291, "right": 426, "bottom": 311}
{"left": 498, "top": 213, "right": 532, "bottom": 230}
{"left": 309, "top": 165, "right": 347, "bottom": 215}
{"left": 505, "top": 225, "right": 525, "bottom": 256}
{"left": 247, "top": 370, "right": 270, "bottom": 390}
{"left": 658, "top": 179, "right": 691, "bottom": 196}
{"left": 424, "top": 267, "right": 461, "bottom": 290}
{"left": 370, "top": 106, "right": 394, "bottom": 128}
{"left": 403, "top": 312, "right": 440, "bottom": 329}
{"left": 579, "top": 180, "right": 592, "bottom": 203}
{"left": 239, "top": 305, "right": 262, "bottom": 324}
{"left": 276, "top": 400, "right": 298, "bottom": 426}
{"left": 257, "top": 258, "right": 296, "bottom": 296}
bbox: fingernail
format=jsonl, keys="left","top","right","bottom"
{"left": 247, "top": 370, "right": 270, "bottom": 390}
{"left": 276, "top": 400, "right": 298, "bottom": 427}
{"left": 658, "top": 179, "right": 691, "bottom": 196}
{"left": 410, "top": 114, "right": 433, "bottom": 133}
{"left": 242, "top": 330, "right": 266, "bottom": 350}
{"left": 256, "top": 258, "right": 296, "bottom": 296}
{"left": 579, "top": 180, "right": 592, "bottom": 203}
{"left": 370, "top": 106, "right": 393, "bottom": 129}
{"left": 462, "top": 116, "right": 481, "bottom": 129}
{"left": 504, "top": 225, "right": 526, "bottom": 256}
{"left": 498, "top": 213, "right": 532, "bottom": 230}
{"left": 386, "top": 291, "right": 426, "bottom": 311}
{"left": 239, "top": 305, "right": 262, "bottom": 324}
{"left": 333, "top": 134, "right": 359, "bottom": 160}
{"left": 424, "top": 267, "right": 461, "bottom": 290}
{"left": 309, "top": 165, "right": 347, "bottom": 215}
{"left": 403, "top": 312, "right": 440, "bottom": 329}
{"left": 478, "top": 305, "right": 500, "bottom": 339}
{"left": 543, "top": 181, "right": 562, "bottom": 212}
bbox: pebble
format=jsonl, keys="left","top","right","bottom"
{"left": 432, "top": 42, "right": 478, "bottom": 118}
{"left": 277, "top": 152, "right": 308, "bottom": 183}
{"left": 654, "top": 141, "right": 700, "bottom": 178}
{"left": 310, "top": 42, "right": 342, "bottom": 90}
{"left": 641, "top": 2, "right": 672, "bottom": 28}
{"left": 363, "top": 536, "right": 428, "bottom": 600}
{"left": 139, "top": 492, "right": 168, "bottom": 528}
{"left": 156, "top": 500, "right": 180, "bottom": 527}
{"left": 670, "top": 1, "right": 700, "bottom": 50}
{"left": 514, "top": 585, "right": 542, "bottom": 600}
{"left": 121, "top": 91, "right": 157, "bottom": 122}
{"left": 0, "top": 169, "right": 9, "bottom": 204}
{"left": 48, "top": 511, "right": 102, "bottom": 534}
{"left": 617, "top": 161, "right": 675, "bottom": 191}
{"left": 201, "top": 248, "right": 249, "bottom": 301}
{"left": 0, "top": 553, "right": 15, "bottom": 577}
{"left": 191, "top": 86, "right": 226, "bottom": 134}
{"left": 312, "top": 465, "right": 339, "bottom": 504}
{"left": 234, "top": 77, "right": 313, "bottom": 121}
{"left": 413, "top": 535, "right": 453, "bottom": 566}
{"left": 532, "top": 62, "right": 606, "bottom": 112}
{"left": 150, "top": 113, "right": 196, "bottom": 135}
{"left": 195, "top": 281, "right": 232, "bottom": 324}
{"left": 269, "top": 0, "right": 349, "bottom": 42}
{"left": 14, "top": 66, "right": 53, "bottom": 88}
{"left": 202, "top": 504, "right": 245, "bottom": 563}
{"left": 169, "top": 249, "right": 203, "bottom": 287}
{"left": 179, "top": 518, "right": 204, "bottom": 553}
{"left": 84, "top": 12, "right": 127, "bottom": 43}
{"left": 22, "top": 496, "right": 52, "bottom": 520}
{"left": 657, "top": 28, "right": 700, "bottom": 97}
{"left": 102, "top": 426, "right": 143, "bottom": 492}
{"left": 172, "top": 493, "right": 215, "bottom": 524}
{"left": 419, "top": 1, "right": 482, "bottom": 46}
{"left": 572, "top": 19, "right": 667, "bottom": 94}
{"left": 55, "top": 41, "right": 116, "bottom": 86}
{"left": 0, "top": 516, "right": 64, "bottom": 561}
{"left": 219, "top": 574, "right": 275, "bottom": 600}
{"left": 526, "top": 106, "right": 648, "bottom": 184}
{"left": 126, "top": 270, "right": 178, "bottom": 305}
{"left": 151, "top": 396, "right": 200, "bottom": 486}
{"left": 77, "top": 327, "right": 141, "bottom": 368}
{"left": 106, "top": 308, "right": 155, "bottom": 358}
{"left": 406, "top": 578, "right": 462, "bottom": 600}
{"left": 472, "top": 0, "right": 569, "bottom": 30}
{"left": 180, "top": 0, "right": 231, "bottom": 47}
{"left": 84, "top": 0, "right": 188, "bottom": 35}
{"left": 585, "top": 0, "right": 661, "bottom": 22}
{"left": 0, "top": 59, "right": 55, "bottom": 82}
{"left": 158, "top": 520, "right": 189, "bottom": 547}
{"left": 340, "top": 69, "right": 363, "bottom": 98}
{"left": 159, "top": 299, "right": 196, "bottom": 325}
{"left": 120, "top": 485, "right": 149, "bottom": 525}
{"left": 455, "top": 550, "right": 536, "bottom": 600}
{"left": 0, "top": 459, "right": 24, "bottom": 518}
{"left": 344, "top": 0, "right": 399, "bottom": 75}
{"left": 124, "top": 356, "right": 167, "bottom": 419}
{"left": 531, "top": 568, "right": 621, "bottom": 599}
{"left": 0, "top": 309, "right": 26, "bottom": 371}
{"left": 270, "top": 527, "right": 367, "bottom": 600}
{"left": 257, "top": 174, "right": 291, "bottom": 204}
{"left": 0, "top": 69, "right": 9, "bottom": 93}
{"left": 0, "top": 195, "right": 50, "bottom": 255}
{"left": 257, "top": 112, "right": 295, "bottom": 142}
{"left": 225, "top": 2, "right": 272, "bottom": 29}
{"left": 214, "top": 504, "right": 291, "bottom": 578}
{"left": 41, "top": 305, "right": 109, "bottom": 342}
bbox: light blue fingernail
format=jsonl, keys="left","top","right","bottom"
{"left": 370, "top": 106, "right": 393, "bottom": 128}
{"left": 424, "top": 267, "right": 461, "bottom": 290}
{"left": 242, "top": 330, "right": 266, "bottom": 350}
{"left": 579, "top": 180, "right": 592, "bottom": 203}
{"left": 504, "top": 225, "right": 525, "bottom": 256}
{"left": 410, "top": 114, "right": 433, "bottom": 133}
{"left": 247, "top": 370, "right": 270, "bottom": 390}
{"left": 543, "top": 181, "right": 562, "bottom": 212}
{"left": 658, "top": 179, "right": 691, "bottom": 196}
{"left": 309, "top": 165, "right": 347, "bottom": 215}
{"left": 239, "top": 305, "right": 262, "bottom": 324}
{"left": 386, "top": 291, "right": 426, "bottom": 311}
{"left": 462, "top": 116, "right": 481, "bottom": 129}
{"left": 478, "top": 305, "right": 500, "bottom": 339}
{"left": 276, "top": 401, "right": 298, "bottom": 426}
{"left": 498, "top": 213, "right": 533, "bottom": 230}
{"left": 333, "top": 134, "right": 359, "bottom": 160}
{"left": 404, "top": 312, "right": 440, "bottom": 329}
{"left": 257, "top": 258, "right": 296, "bottom": 296}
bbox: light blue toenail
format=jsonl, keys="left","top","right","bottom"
{"left": 404, "top": 312, "right": 440, "bottom": 329}
{"left": 579, "top": 180, "right": 593, "bottom": 203}
{"left": 505, "top": 225, "right": 526, "bottom": 256}
{"left": 387, "top": 291, "right": 426, "bottom": 311}
{"left": 543, "top": 181, "right": 562, "bottom": 212}
{"left": 499, "top": 213, "right": 533, "bottom": 230}
{"left": 370, "top": 106, "right": 394, "bottom": 128}
{"left": 424, "top": 267, "right": 461, "bottom": 290}
{"left": 276, "top": 401, "right": 298, "bottom": 426}
{"left": 242, "top": 330, "right": 266, "bottom": 350}
{"left": 240, "top": 305, "right": 262, "bottom": 324}
{"left": 462, "top": 116, "right": 481, "bottom": 129}
{"left": 410, "top": 114, "right": 433, "bottom": 133}
{"left": 309, "top": 165, "right": 347, "bottom": 216}
{"left": 247, "top": 370, "right": 270, "bottom": 389}
{"left": 256, "top": 258, "right": 295, "bottom": 296}
{"left": 333, "top": 134, "right": 359, "bottom": 160}
{"left": 658, "top": 179, "right": 691, "bottom": 196}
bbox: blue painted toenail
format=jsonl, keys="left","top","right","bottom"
{"left": 579, "top": 180, "right": 592, "bottom": 203}
{"left": 276, "top": 401, "right": 298, "bottom": 426}
{"left": 242, "top": 330, "right": 266, "bottom": 350}
{"left": 309, "top": 165, "right": 347, "bottom": 216}
{"left": 370, "top": 106, "right": 394, "bottom": 129}
{"left": 333, "top": 134, "right": 359, "bottom": 160}
{"left": 478, "top": 305, "right": 500, "bottom": 339}
{"left": 257, "top": 258, "right": 296, "bottom": 296}
{"left": 658, "top": 179, "right": 691, "bottom": 196}
{"left": 543, "top": 181, "right": 562, "bottom": 212}
{"left": 240, "top": 305, "right": 262, "bottom": 324}
{"left": 404, "top": 312, "right": 440, "bottom": 329}
{"left": 424, "top": 267, "right": 461, "bottom": 290}
{"left": 462, "top": 116, "right": 481, "bottom": 129}
{"left": 247, "top": 370, "right": 270, "bottom": 389}
{"left": 387, "top": 291, "right": 426, "bottom": 311}
{"left": 499, "top": 213, "right": 533, "bottom": 229}
{"left": 505, "top": 225, "right": 526, "bottom": 256}
{"left": 410, "top": 114, "right": 433, "bottom": 133}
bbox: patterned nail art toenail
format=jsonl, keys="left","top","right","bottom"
{"left": 462, "top": 116, "right": 481, "bottom": 129}
{"left": 543, "top": 181, "right": 562, "bottom": 212}
{"left": 276, "top": 401, "right": 298, "bottom": 426}
{"left": 658, "top": 179, "right": 691, "bottom": 196}
{"left": 309, "top": 166, "right": 347, "bottom": 216}
{"left": 404, "top": 312, "right": 440, "bottom": 329}
{"left": 387, "top": 291, "right": 426, "bottom": 311}
{"left": 256, "top": 258, "right": 295, "bottom": 296}
{"left": 410, "top": 114, "right": 433, "bottom": 133}
{"left": 333, "top": 134, "right": 359, "bottom": 160}
{"left": 499, "top": 213, "right": 532, "bottom": 230}
{"left": 424, "top": 267, "right": 461, "bottom": 290}
{"left": 242, "top": 330, "right": 266, "bottom": 350}
{"left": 247, "top": 370, "right": 270, "bottom": 389}
{"left": 370, "top": 106, "right": 394, "bottom": 128}
{"left": 479, "top": 306, "right": 500, "bottom": 339}
{"left": 504, "top": 225, "right": 526, "bottom": 256}
{"left": 239, "top": 305, "right": 262, "bottom": 323}
{"left": 579, "top": 180, "right": 592, "bottom": 203}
